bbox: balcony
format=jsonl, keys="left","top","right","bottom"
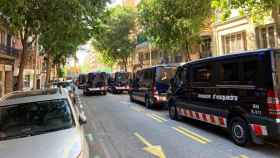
{"left": 0, "top": 44, "right": 21, "bottom": 58}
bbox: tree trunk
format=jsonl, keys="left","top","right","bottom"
{"left": 16, "top": 42, "right": 28, "bottom": 91}
{"left": 185, "top": 40, "right": 191, "bottom": 62}
{"left": 45, "top": 52, "right": 52, "bottom": 88}
{"left": 122, "top": 58, "right": 128, "bottom": 72}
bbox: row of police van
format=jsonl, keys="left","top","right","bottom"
{"left": 80, "top": 49, "right": 280, "bottom": 146}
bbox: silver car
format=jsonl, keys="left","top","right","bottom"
{"left": 0, "top": 88, "right": 89, "bottom": 158}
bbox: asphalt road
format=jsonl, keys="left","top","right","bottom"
{"left": 78, "top": 92, "right": 280, "bottom": 158}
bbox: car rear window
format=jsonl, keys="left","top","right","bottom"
{"left": 156, "top": 67, "right": 176, "bottom": 85}
{"left": 0, "top": 99, "right": 74, "bottom": 141}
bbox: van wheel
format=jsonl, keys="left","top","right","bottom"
{"left": 169, "top": 103, "right": 178, "bottom": 120}
{"left": 145, "top": 96, "right": 152, "bottom": 109}
{"left": 229, "top": 117, "right": 251, "bottom": 146}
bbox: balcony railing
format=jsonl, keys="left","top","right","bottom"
{"left": 0, "top": 44, "right": 21, "bottom": 57}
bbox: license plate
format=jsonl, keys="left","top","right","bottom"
{"left": 89, "top": 88, "right": 100, "bottom": 91}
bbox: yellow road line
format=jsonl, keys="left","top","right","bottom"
{"left": 172, "top": 127, "right": 209, "bottom": 144}
{"left": 151, "top": 114, "right": 167, "bottom": 122}
{"left": 239, "top": 155, "right": 249, "bottom": 158}
{"left": 134, "top": 132, "right": 153, "bottom": 147}
{"left": 178, "top": 126, "right": 211, "bottom": 143}
{"left": 146, "top": 114, "right": 164, "bottom": 123}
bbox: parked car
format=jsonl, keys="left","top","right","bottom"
{"left": 0, "top": 88, "right": 89, "bottom": 158}
{"left": 129, "top": 65, "right": 177, "bottom": 108}
{"left": 108, "top": 72, "right": 131, "bottom": 94}
{"left": 83, "top": 72, "right": 107, "bottom": 95}
{"left": 168, "top": 48, "right": 280, "bottom": 146}
{"left": 77, "top": 74, "right": 87, "bottom": 89}
{"left": 57, "top": 80, "right": 76, "bottom": 103}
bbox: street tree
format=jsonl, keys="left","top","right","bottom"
{"left": 92, "top": 6, "right": 137, "bottom": 72}
{"left": 211, "top": 0, "right": 280, "bottom": 23}
{"left": 138, "top": 0, "right": 211, "bottom": 61}
{"left": 0, "top": 0, "right": 107, "bottom": 90}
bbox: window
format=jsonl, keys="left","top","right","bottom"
{"left": 222, "top": 31, "right": 246, "bottom": 54}
{"left": 258, "top": 25, "right": 277, "bottom": 48}
{"left": 243, "top": 60, "right": 257, "bottom": 82}
{"left": 268, "top": 26, "right": 276, "bottom": 48}
{"left": 0, "top": 31, "right": 6, "bottom": 46}
{"left": 261, "top": 28, "right": 268, "bottom": 48}
{"left": 220, "top": 63, "right": 239, "bottom": 81}
{"left": 193, "top": 65, "right": 212, "bottom": 82}
{"left": 200, "top": 37, "right": 212, "bottom": 58}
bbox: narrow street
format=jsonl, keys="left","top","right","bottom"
{"left": 79, "top": 91, "right": 280, "bottom": 158}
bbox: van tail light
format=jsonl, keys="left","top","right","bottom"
{"left": 267, "top": 89, "right": 280, "bottom": 119}
{"left": 152, "top": 86, "right": 158, "bottom": 95}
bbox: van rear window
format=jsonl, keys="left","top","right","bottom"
{"left": 156, "top": 67, "right": 176, "bottom": 85}
{"left": 274, "top": 51, "right": 280, "bottom": 87}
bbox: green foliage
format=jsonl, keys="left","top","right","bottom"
{"left": 211, "top": 0, "right": 280, "bottom": 23}
{"left": 138, "top": 0, "right": 211, "bottom": 59}
{"left": 92, "top": 6, "right": 137, "bottom": 69}
{"left": 57, "top": 67, "right": 65, "bottom": 78}
{"left": 0, "top": 0, "right": 108, "bottom": 89}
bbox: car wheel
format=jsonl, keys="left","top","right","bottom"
{"left": 229, "top": 117, "right": 251, "bottom": 146}
{"left": 104, "top": 92, "right": 107, "bottom": 95}
{"left": 145, "top": 96, "right": 152, "bottom": 109}
{"left": 169, "top": 103, "right": 178, "bottom": 120}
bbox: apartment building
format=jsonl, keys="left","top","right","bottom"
{"left": 0, "top": 22, "right": 21, "bottom": 97}
{"left": 212, "top": 8, "right": 280, "bottom": 56}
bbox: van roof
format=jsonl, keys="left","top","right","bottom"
{"left": 183, "top": 48, "right": 280, "bottom": 66}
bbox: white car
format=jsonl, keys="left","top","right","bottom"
{"left": 0, "top": 88, "right": 89, "bottom": 158}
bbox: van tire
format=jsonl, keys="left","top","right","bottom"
{"left": 229, "top": 117, "right": 251, "bottom": 146}
{"left": 145, "top": 96, "right": 152, "bottom": 109}
{"left": 169, "top": 103, "right": 178, "bottom": 120}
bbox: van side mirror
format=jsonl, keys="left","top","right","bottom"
{"left": 79, "top": 112, "right": 87, "bottom": 125}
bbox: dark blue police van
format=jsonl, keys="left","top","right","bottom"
{"left": 168, "top": 49, "right": 280, "bottom": 146}
{"left": 130, "top": 65, "right": 176, "bottom": 108}
{"left": 108, "top": 72, "right": 131, "bottom": 94}
{"left": 83, "top": 72, "right": 107, "bottom": 95}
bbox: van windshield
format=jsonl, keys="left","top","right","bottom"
{"left": 156, "top": 67, "right": 176, "bottom": 85}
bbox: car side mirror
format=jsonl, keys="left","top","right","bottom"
{"left": 79, "top": 112, "right": 87, "bottom": 125}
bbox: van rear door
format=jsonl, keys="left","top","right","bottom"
{"left": 269, "top": 50, "right": 280, "bottom": 120}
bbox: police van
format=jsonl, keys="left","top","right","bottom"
{"left": 168, "top": 49, "right": 280, "bottom": 146}
{"left": 108, "top": 72, "right": 131, "bottom": 94}
{"left": 130, "top": 65, "right": 176, "bottom": 108}
{"left": 83, "top": 72, "right": 107, "bottom": 95}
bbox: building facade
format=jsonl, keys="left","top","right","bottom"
{"left": 0, "top": 22, "right": 21, "bottom": 97}
{"left": 212, "top": 8, "right": 280, "bottom": 56}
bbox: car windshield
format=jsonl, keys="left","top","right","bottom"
{"left": 155, "top": 67, "right": 176, "bottom": 85}
{"left": 0, "top": 99, "right": 74, "bottom": 141}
